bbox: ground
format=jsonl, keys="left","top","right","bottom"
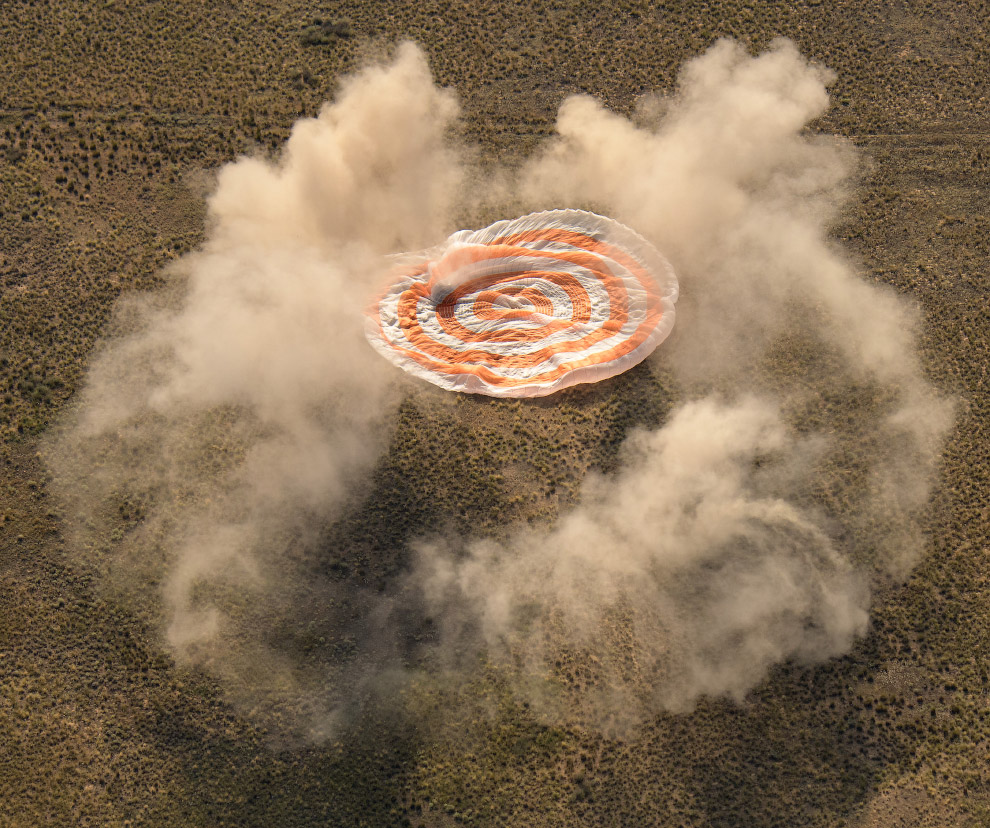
{"left": 1, "top": 1, "right": 989, "bottom": 826}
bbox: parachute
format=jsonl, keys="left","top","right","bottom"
{"left": 365, "top": 209, "right": 679, "bottom": 398}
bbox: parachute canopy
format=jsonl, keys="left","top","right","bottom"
{"left": 365, "top": 209, "right": 678, "bottom": 398}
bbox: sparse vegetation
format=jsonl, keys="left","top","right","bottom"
{"left": 2, "top": 1, "right": 989, "bottom": 826}
{"left": 301, "top": 17, "right": 353, "bottom": 46}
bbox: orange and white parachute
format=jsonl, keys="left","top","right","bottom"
{"left": 365, "top": 209, "right": 678, "bottom": 398}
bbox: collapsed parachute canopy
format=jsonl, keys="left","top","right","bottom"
{"left": 365, "top": 209, "right": 679, "bottom": 398}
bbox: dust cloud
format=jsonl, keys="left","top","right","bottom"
{"left": 46, "top": 39, "right": 951, "bottom": 736}
{"left": 415, "top": 38, "right": 952, "bottom": 724}
{"left": 415, "top": 398, "right": 869, "bottom": 722}
{"left": 46, "top": 43, "right": 464, "bottom": 728}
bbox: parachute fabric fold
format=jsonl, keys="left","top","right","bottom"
{"left": 365, "top": 209, "right": 679, "bottom": 397}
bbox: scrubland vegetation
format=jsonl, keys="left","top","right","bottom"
{"left": 1, "top": 1, "right": 989, "bottom": 826}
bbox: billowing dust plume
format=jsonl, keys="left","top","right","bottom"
{"left": 415, "top": 38, "right": 952, "bottom": 724}
{"left": 46, "top": 43, "right": 463, "bottom": 728}
{"left": 46, "top": 39, "right": 951, "bottom": 736}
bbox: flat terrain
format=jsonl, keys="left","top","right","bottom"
{"left": 2, "top": 1, "right": 989, "bottom": 826}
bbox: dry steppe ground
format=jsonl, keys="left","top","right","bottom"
{"left": 1, "top": 1, "right": 989, "bottom": 826}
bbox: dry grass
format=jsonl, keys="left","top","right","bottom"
{"left": 1, "top": 1, "right": 989, "bottom": 826}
